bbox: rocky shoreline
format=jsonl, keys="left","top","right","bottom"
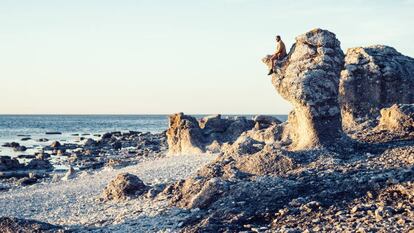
{"left": 0, "top": 130, "right": 167, "bottom": 191}
{"left": 1, "top": 28, "right": 414, "bottom": 232}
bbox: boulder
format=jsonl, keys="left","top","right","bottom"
{"left": 13, "top": 145, "right": 27, "bottom": 152}
{"left": 340, "top": 45, "right": 414, "bottom": 130}
{"left": 263, "top": 28, "right": 345, "bottom": 150}
{"left": 0, "top": 156, "right": 23, "bottom": 171}
{"left": 222, "top": 135, "right": 264, "bottom": 156}
{"left": 50, "top": 141, "right": 62, "bottom": 148}
{"left": 221, "top": 117, "right": 255, "bottom": 141}
{"left": 199, "top": 114, "right": 231, "bottom": 133}
{"left": 0, "top": 217, "right": 63, "bottom": 233}
{"left": 188, "top": 178, "right": 225, "bottom": 209}
{"left": 376, "top": 104, "right": 414, "bottom": 132}
{"left": 37, "top": 138, "right": 49, "bottom": 142}
{"left": 101, "top": 132, "right": 113, "bottom": 139}
{"left": 25, "top": 159, "right": 53, "bottom": 170}
{"left": 253, "top": 115, "right": 282, "bottom": 126}
{"left": 235, "top": 146, "right": 295, "bottom": 176}
{"left": 244, "top": 123, "right": 285, "bottom": 145}
{"left": 1, "top": 142, "right": 20, "bottom": 148}
{"left": 83, "top": 138, "right": 98, "bottom": 147}
{"left": 101, "top": 173, "right": 148, "bottom": 201}
{"left": 17, "top": 177, "right": 38, "bottom": 186}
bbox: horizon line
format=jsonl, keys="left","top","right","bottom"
{"left": 0, "top": 113, "right": 289, "bottom": 116}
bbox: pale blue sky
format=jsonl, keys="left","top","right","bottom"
{"left": 1, "top": 0, "right": 413, "bottom": 114}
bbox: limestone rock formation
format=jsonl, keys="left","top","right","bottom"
{"left": 263, "top": 28, "right": 345, "bottom": 150}
{"left": 166, "top": 113, "right": 255, "bottom": 155}
{"left": 101, "top": 173, "right": 148, "bottom": 201}
{"left": 377, "top": 104, "right": 414, "bottom": 132}
{"left": 340, "top": 45, "right": 414, "bottom": 130}
{"left": 161, "top": 28, "right": 414, "bottom": 232}
{"left": 166, "top": 113, "right": 205, "bottom": 155}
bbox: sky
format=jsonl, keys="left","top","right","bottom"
{"left": 1, "top": 0, "right": 413, "bottom": 115}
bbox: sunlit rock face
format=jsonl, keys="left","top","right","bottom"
{"left": 376, "top": 104, "right": 414, "bottom": 133}
{"left": 340, "top": 45, "right": 414, "bottom": 130}
{"left": 263, "top": 28, "right": 345, "bottom": 150}
{"left": 166, "top": 113, "right": 205, "bottom": 155}
{"left": 166, "top": 113, "right": 255, "bottom": 155}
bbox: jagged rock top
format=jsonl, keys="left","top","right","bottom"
{"left": 267, "top": 28, "right": 344, "bottom": 108}
{"left": 340, "top": 45, "right": 414, "bottom": 129}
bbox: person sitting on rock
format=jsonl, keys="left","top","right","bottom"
{"left": 268, "top": 35, "right": 287, "bottom": 75}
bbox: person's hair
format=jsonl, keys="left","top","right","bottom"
{"left": 276, "top": 35, "right": 281, "bottom": 40}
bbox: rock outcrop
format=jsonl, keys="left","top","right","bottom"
{"left": 377, "top": 104, "right": 414, "bottom": 133}
{"left": 263, "top": 28, "right": 346, "bottom": 150}
{"left": 159, "top": 28, "right": 414, "bottom": 232}
{"left": 101, "top": 173, "right": 148, "bottom": 201}
{"left": 166, "top": 113, "right": 205, "bottom": 155}
{"left": 340, "top": 45, "right": 414, "bottom": 130}
{"left": 166, "top": 113, "right": 255, "bottom": 155}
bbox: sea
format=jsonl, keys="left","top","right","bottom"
{"left": 0, "top": 114, "right": 287, "bottom": 157}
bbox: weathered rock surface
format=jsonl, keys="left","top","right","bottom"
{"left": 161, "top": 28, "right": 414, "bottom": 232}
{"left": 101, "top": 173, "right": 148, "bottom": 201}
{"left": 340, "top": 45, "right": 414, "bottom": 130}
{"left": 167, "top": 113, "right": 205, "bottom": 155}
{"left": 263, "top": 28, "right": 346, "bottom": 150}
{"left": 377, "top": 104, "right": 414, "bottom": 132}
{"left": 0, "top": 217, "right": 64, "bottom": 232}
{"left": 162, "top": 142, "right": 414, "bottom": 232}
{"left": 166, "top": 113, "right": 255, "bottom": 155}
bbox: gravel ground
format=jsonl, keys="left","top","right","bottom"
{"left": 0, "top": 154, "right": 217, "bottom": 232}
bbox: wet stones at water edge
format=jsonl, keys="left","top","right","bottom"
{"left": 0, "top": 156, "right": 23, "bottom": 171}
{"left": 2, "top": 142, "right": 28, "bottom": 152}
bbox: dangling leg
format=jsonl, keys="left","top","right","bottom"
{"left": 267, "top": 55, "right": 276, "bottom": 75}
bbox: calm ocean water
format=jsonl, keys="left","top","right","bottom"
{"left": 0, "top": 114, "right": 287, "bottom": 156}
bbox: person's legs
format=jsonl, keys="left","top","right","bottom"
{"left": 268, "top": 55, "right": 277, "bottom": 75}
